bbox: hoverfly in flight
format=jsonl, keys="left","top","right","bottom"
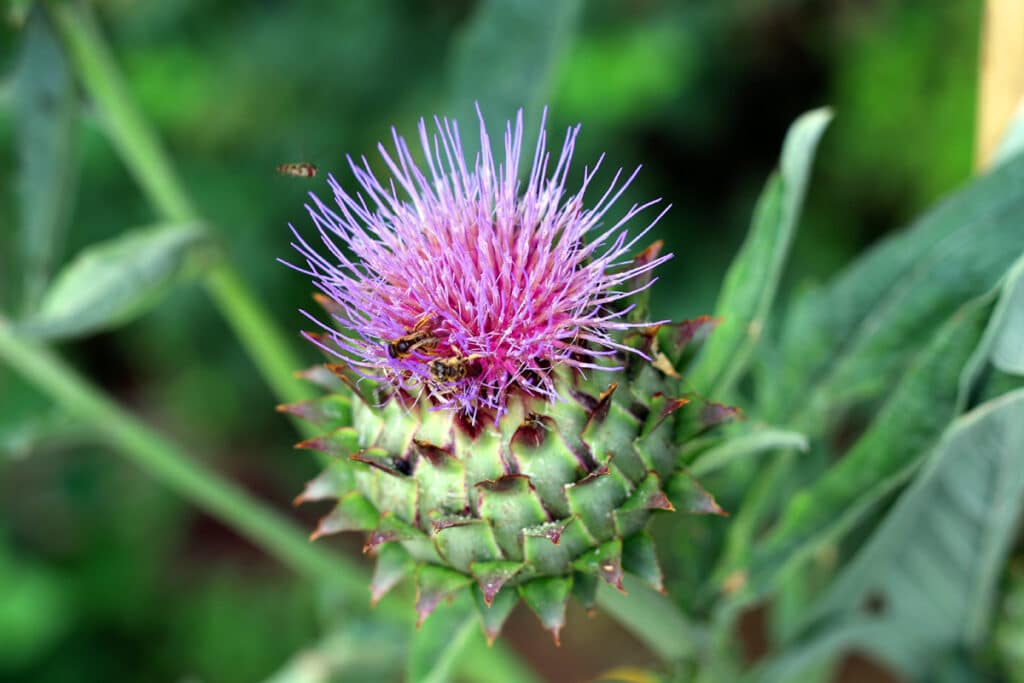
{"left": 276, "top": 162, "right": 318, "bottom": 178}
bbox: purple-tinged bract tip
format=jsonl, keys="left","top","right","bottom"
{"left": 285, "top": 109, "right": 671, "bottom": 418}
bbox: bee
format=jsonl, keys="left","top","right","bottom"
{"left": 429, "top": 348, "right": 484, "bottom": 382}
{"left": 276, "top": 162, "right": 318, "bottom": 178}
{"left": 386, "top": 315, "right": 438, "bottom": 359}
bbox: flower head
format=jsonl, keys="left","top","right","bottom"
{"left": 285, "top": 109, "right": 671, "bottom": 417}
{"left": 283, "top": 112, "right": 731, "bottom": 640}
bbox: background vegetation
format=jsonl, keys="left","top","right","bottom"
{"left": 2, "top": 1, "right": 1020, "bottom": 682}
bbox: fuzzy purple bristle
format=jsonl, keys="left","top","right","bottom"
{"left": 284, "top": 108, "right": 672, "bottom": 416}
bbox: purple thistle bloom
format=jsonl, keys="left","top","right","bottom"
{"left": 285, "top": 109, "right": 672, "bottom": 418}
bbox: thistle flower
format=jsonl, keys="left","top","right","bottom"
{"left": 285, "top": 110, "right": 670, "bottom": 419}
{"left": 282, "top": 110, "right": 732, "bottom": 643}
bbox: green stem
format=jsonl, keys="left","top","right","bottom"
{"left": 420, "top": 614, "right": 479, "bottom": 683}
{"left": 204, "top": 264, "right": 316, "bottom": 408}
{"left": 0, "top": 318, "right": 360, "bottom": 589}
{"left": 458, "top": 638, "right": 542, "bottom": 683}
{"left": 711, "top": 451, "right": 794, "bottom": 583}
{"left": 50, "top": 1, "right": 315, "bottom": 408}
{"left": 596, "top": 575, "right": 702, "bottom": 663}
{"left": 50, "top": 2, "right": 193, "bottom": 223}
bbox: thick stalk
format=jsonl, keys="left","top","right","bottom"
{"left": 420, "top": 615, "right": 480, "bottom": 683}
{"left": 458, "top": 637, "right": 543, "bottom": 683}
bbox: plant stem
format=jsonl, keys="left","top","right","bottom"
{"left": 420, "top": 613, "right": 480, "bottom": 683}
{"left": 596, "top": 575, "right": 701, "bottom": 663}
{"left": 204, "top": 265, "right": 316, "bottom": 409}
{"left": 0, "top": 317, "right": 360, "bottom": 589}
{"left": 711, "top": 450, "right": 794, "bottom": 583}
{"left": 458, "top": 638, "right": 543, "bottom": 683}
{"left": 50, "top": 2, "right": 315, "bottom": 408}
{"left": 50, "top": 3, "right": 192, "bottom": 222}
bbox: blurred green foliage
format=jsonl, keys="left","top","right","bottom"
{"left": 0, "top": 1, "right": 987, "bottom": 681}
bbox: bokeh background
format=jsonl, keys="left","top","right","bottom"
{"left": 0, "top": 1, "right": 984, "bottom": 681}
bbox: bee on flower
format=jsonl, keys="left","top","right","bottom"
{"left": 428, "top": 347, "right": 484, "bottom": 383}
{"left": 385, "top": 314, "right": 439, "bottom": 360}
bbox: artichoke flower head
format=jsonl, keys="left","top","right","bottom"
{"left": 282, "top": 109, "right": 733, "bottom": 643}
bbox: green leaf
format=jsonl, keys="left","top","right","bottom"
{"left": 16, "top": 222, "right": 216, "bottom": 341}
{"left": 763, "top": 153, "right": 1024, "bottom": 432}
{"left": 742, "top": 293, "right": 994, "bottom": 596}
{"left": 687, "top": 426, "right": 809, "bottom": 478}
{"left": 990, "top": 261, "right": 1024, "bottom": 376}
{"left": 447, "top": 0, "right": 582, "bottom": 142}
{"left": 807, "top": 388, "right": 1024, "bottom": 677}
{"left": 957, "top": 256, "right": 1024, "bottom": 408}
{"left": 12, "top": 7, "right": 79, "bottom": 312}
{"left": 408, "top": 596, "right": 480, "bottom": 683}
{"left": 688, "top": 108, "right": 832, "bottom": 397}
